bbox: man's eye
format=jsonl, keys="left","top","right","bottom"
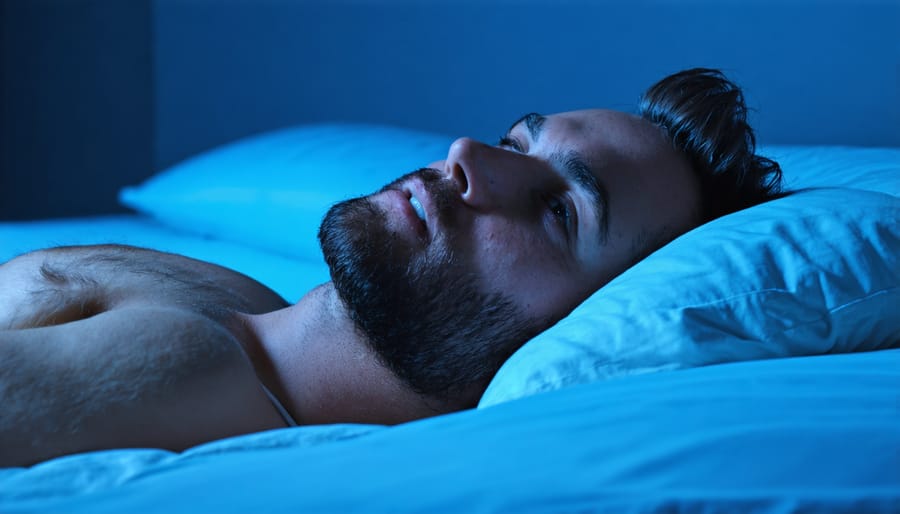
{"left": 546, "top": 195, "right": 571, "bottom": 234}
{"left": 497, "top": 136, "right": 524, "bottom": 152}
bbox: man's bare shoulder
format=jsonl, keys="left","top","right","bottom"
{"left": 1, "top": 244, "right": 289, "bottom": 329}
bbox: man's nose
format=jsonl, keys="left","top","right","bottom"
{"left": 438, "top": 137, "right": 519, "bottom": 211}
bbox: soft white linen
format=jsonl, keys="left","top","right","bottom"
{"left": 0, "top": 424, "right": 381, "bottom": 503}
{"left": 3, "top": 349, "right": 899, "bottom": 513}
{"left": 764, "top": 145, "right": 900, "bottom": 196}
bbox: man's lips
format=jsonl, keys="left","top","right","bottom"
{"left": 409, "top": 195, "right": 427, "bottom": 224}
{"left": 403, "top": 179, "right": 438, "bottom": 239}
{"left": 383, "top": 188, "right": 428, "bottom": 241}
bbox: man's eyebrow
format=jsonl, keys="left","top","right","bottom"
{"left": 508, "top": 112, "right": 610, "bottom": 243}
{"left": 557, "top": 151, "right": 611, "bottom": 244}
{"left": 507, "top": 112, "right": 546, "bottom": 141}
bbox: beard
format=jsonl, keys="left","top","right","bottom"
{"left": 318, "top": 169, "right": 538, "bottom": 404}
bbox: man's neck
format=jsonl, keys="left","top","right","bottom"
{"left": 236, "top": 283, "right": 447, "bottom": 426}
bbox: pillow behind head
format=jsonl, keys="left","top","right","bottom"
{"left": 480, "top": 187, "right": 900, "bottom": 407}
{"left": 761, "top": 145, "right": 900, "bottom": 196}
{"left": 121, "top": 123, "right": 454, "bottom": 261}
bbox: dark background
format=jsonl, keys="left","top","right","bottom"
{"left": 2, "top": 0, "right": 898, "bottom": 221}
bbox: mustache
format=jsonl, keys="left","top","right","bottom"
{"left": 378, "top": 167, "right": 443, "bottom": 193}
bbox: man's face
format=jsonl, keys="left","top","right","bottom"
{"left": 319, "top": 109, "right": 700, "bottom": 403}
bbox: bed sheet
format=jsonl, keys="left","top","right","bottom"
{"left": 0, "top": 214, "right": 329, "bottom": 303}
{"left": 2, "top": 348, "right": 899, "bottom": 513}
{"left": 2, "top": 144, "right": 898, "bottom": 512}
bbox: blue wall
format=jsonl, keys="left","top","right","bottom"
{"left": 153, "top": 0, "right": 900, "bottom": 170}
{"left": 1, "top": 0, "right": 152, "bottom": 220}
{"left": 2, "top": 0, "right": 898, "bottom": 219}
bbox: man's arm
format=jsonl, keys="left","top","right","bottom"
{"left": 0, "top": 306, "right": 285, "bottom": 467}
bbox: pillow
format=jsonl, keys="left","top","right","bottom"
{"left": 480, "top": 186, "right": 900, "bottom": 407}
{"left": 761, "top": 145, "right": 900, "bottom": 196}
{"left": 120, "top": 124, "right": 455, "bottom": 261}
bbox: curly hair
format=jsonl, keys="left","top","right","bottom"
{"left": 639, "top": 68, "right": 784, "bottom": 222}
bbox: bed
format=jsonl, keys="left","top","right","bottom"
{"left": 1, "top": 122, "right": 899, "bottom": 512}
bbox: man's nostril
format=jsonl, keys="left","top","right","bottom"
{"left": 452, "top": 164, "right": 469, "bottom": 195}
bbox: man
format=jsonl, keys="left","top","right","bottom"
{"left": 0, "top": 68, "right": 782, "bottom": 466}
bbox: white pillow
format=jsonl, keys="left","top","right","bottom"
{"left": 480, "top": 151, "right": 900, "bottom": 406}
{"left": 120, "top": 123, "right": 455, "bottom": 261}
{"left": 762, "top": 145, "right": 900, "bottom": 196}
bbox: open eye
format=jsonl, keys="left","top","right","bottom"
{"left": 497, "top": 135, "right": 524, "bottom": 153}
{"left": 546, "top": 195, "right": 571, "bottom": 234}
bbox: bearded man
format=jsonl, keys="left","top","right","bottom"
{"left": 0, "top": 68, "right": 782, "bottom": 466}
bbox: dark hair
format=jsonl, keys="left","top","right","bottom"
{"left": 639, "top": 68, "right": 783, "bottom": 222}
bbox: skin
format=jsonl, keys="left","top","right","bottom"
{"left": 0, "top": 109, "right": 700, "bottom": 466}
{"left": 382, "top": 109, "right": 700, "bottom": 320}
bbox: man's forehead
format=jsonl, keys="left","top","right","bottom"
{"left": 506, "top": 110, "right": 623, "bottom": 147}
{"left": 549, "top": 109, "right": 647, "bottom": 130}
{"left": 543, "top": 109, "right": 670, "bottom": 155}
